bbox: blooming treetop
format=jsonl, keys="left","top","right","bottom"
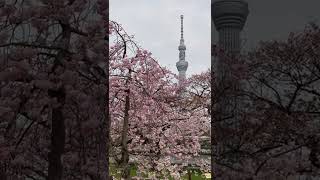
{"left": 109, "top": 20, "right": 210, "bottom": 179}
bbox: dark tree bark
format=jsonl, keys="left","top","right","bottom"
{"left": 121, "top": 89, "right": 131, "bottom": 179}
{"left": 47, "top": 23, "right": 70, "bottom": 180}
{"left": 47, "top": 87, "right": 66, "bottom": 180}
{"left": 48, "top": 104, "right": 65, "bottom": 180}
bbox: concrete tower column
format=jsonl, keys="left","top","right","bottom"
{"left": 213, "top": 0, "right": 248, "bottom": 53}
{"left": 212, "top": 0, "right": 248, "bottom": 125}
{"left": 212, "top": 0, "right": 249, "bottom": 178}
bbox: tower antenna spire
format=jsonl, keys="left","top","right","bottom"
{"left": 180, "top": 15, "right": 184, "bottom": 39}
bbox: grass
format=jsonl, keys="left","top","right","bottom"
{"left": 110, "top": 164, "right": 210, "bottom": 179}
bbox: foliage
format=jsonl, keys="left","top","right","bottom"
{"left": 212, "top": 23, "right": 320, "bottom": 179}
{"left": 0, "top": 0, "right": 108, "bottom": 179}
{"left": 109, "top": 20, "right": 210, "bottom": 179}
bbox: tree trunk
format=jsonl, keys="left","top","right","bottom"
{"left": 0, "top": 170, "right": 7, "bottom": 180}
{"left": 47, "top": 23, "right": 70, "bottom": 180}
{"left": 121, "top": 89, "right": 130, "bottom": 179}
{"left": 48, "top": 106, "right": 65, "bottom": 180}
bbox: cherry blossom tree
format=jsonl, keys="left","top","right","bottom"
{"left": 185, "top": 70, "right": 211, "bottom": 114}
{"left": 109, "top": 20, "right": 210, "bottom": 179}
{"left": 0, "top": 0, "right": 108, "bottom": 179}
{"left": 212, "top": 23, "right": 320, "bottom": 179}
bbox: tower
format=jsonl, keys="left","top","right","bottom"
{"left": 212, "top": 0, "right": 249, "bottom": 177}
{"left": 212, "top": 0, "right": 249, "bottom": 54}
{"left": 176, "top": 15, "right": 188, "bottom": 82}
{"left": 212, "top": 0, "right": 249, "bottom": 125}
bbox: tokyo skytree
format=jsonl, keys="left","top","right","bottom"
{"left": 176, "top": 15, "right": 188, "bottom": 83}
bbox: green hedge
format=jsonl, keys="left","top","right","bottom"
{"left": 110, "top": 164, "right": 210, "bottom": 179}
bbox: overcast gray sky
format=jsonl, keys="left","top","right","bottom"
{"left": 110, "top": 0, "right": 211, "bottom": 76}
{"left": 111, "top": 0, "right": 320, "bottom": 76}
